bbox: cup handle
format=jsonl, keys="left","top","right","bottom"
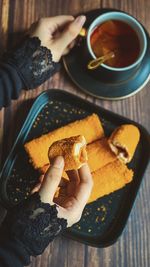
{"left": 79, "top": 28, "right": 87, "bottom": 37}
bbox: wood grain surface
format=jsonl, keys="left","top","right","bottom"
{"left": 0, "top": 0, "right": 150, "bottom": 266}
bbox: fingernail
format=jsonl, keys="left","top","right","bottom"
{"left": 75, "top": 15, "right": 86, "bottom": 26}
{"left": 53, "top": 156, "right": 64, "bottom": 168}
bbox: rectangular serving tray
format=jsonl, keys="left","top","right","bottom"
{"left": 0, "top": 89, "right": 150, "bottom": 247}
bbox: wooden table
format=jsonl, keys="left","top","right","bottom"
{"left": 0, "top": 1, "right": 150, "bottom": 266}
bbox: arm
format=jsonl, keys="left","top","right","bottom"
{"left": 0, "top": 238, "right": 30, "bottom": 267}
{"left": 0, "top": 15, "right": 86, "bottom": 109}
{"left": 0, "top": 63, "right": 25, "bottom": 108}
{"left": 0, "top": 156, "right": 93, "bottom": 267}
{"left": 0, "top": 15, "right": 87, "bottom": 266}
{"left": 0, "top": 37, "right": 59, "bottom": 109}
{"left": 0, "top": 193, "right": 67, "bottom": 267}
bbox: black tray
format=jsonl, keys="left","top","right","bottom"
{"left": 0, "top": 89, "right": 150, "bottom": 247}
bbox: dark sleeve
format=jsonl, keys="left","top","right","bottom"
{"left": 0, "top": 239, "right": 30, "bottom": 267}
{"left": 0, "top": 36, "right": 60, "bottom": 109}
{"left": 0, "top": 193, "right": 67, "bottom": 267}
{"left": 0, "top": 63, "right": 25, "bottom": 109}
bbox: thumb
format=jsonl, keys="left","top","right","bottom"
{"left": 52, "top": 15, "right": 86, "bottom": 61}
{"left": 39, "top": 156, "right": 64, "bottom": 204}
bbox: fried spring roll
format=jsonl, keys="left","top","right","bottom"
{"left": 25, "top": 113, "right": 104, "bottom": 170}
{"left": 88, "top": 159, "right": 133, "bottom": 203}
{"left": 40, "top": 138, "right": 116, "bottom": 174}
{"left": 108, "top": 124, "right": 140, "bottom": 163}
{"left": 48, "top": 135, "right": 88, "bottom": 171}
{"left": 87, "top": 138, "right": 116, "bottom": 172}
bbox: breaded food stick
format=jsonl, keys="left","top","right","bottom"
{"left": 24, "top": 113, "right": 104, "bottom": 170}
{"left": 87, "top": 138, "right": 116, "bottom": 172}
{"left": 88, "top": 159, "right": 133, "bottom": 203}
{"left": 108, "top": 124, "right": 140, "bottom": 163}
{"left": 48, "top": 135, "right": 88, "bottom": 171}
{"left": 40, "top": 138, "right": 116, "bottom": 174}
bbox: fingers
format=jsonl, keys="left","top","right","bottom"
{"left": 78, "top": 164, "right": 93, "bottom": 184}
{"left": 39, "top": 174, "right": 44, "bottom": 183}
{"left": 51, "top": 15, "right": 86, "bottom": 61}
{"left": 67, "top": 170, "right": 79, "bottom": 183}
{"left": 59, "top": 177, "right": 68, "bottom": 187}
{"left": 66, "top": 170, "right": 80, "bottom": 198}
{"left": 62, "top": 40, "right": 76, "bottom": 56}
{"left": 30, "top": 175, "right": 44, "bottom": 194}
{"left": 30, "top": 16, "right": 75, "bottom": 45}
{"left": 40, "top": 15, "right": 74, "bottom": 29}
{"left": 39, "top": 156, "right": 64, "bottom": 204}
{"left": 31, "top": 182, "right": 41, "bottom": 194}
{"left": 75, "top": 163, "right": 93, "bottom": 206}
{"left": 31, "top": 174, "right": 67, "bottom": 196}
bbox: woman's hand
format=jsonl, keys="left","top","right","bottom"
{"left": 0, "top": 156, "right": 92, "bottom": 257}
{"left": 1, "top": 15, "right": 86, "bottom": 100}
{"left": 29, "top": 15, "right": 86, "bottom": 62}
{"left": 37, "top": 156, "right": 93, "bottom": 227}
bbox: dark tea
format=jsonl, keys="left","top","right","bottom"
{"left": 90, "top": 20, "right": 140, "bottom": 68}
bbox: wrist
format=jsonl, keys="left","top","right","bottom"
{"left": 2, "top": 36, "right": 60, "bottom": 89}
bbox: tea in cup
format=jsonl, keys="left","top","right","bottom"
{"left": 86, "top": 11, "right": 147, "bottom": 80}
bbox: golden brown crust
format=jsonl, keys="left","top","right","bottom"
{"left": 108, "top": 124, "right": 140, "bottom": 163}
{"left": 48, "top": 135, "right": 88, "bottom": 171}
{"left": 39, "top": 140, "right": 134, "bottom": 204}
{"left": 88, "top": 159, "right": 133, "bottom": 203}
{"left": 87, "top": 138, "right": 116, "bottom": 172}
{"left": 55, "top": 159, "right": 133, "bottom": 203}
{"left": 24, "top": 113, "right": 104, "bottom": 170}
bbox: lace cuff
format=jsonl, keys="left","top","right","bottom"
{"left": 4, "top": 193, "right": 67, "bottom": 256}
{"left": 2, "top": 37, "right": 60, "bottom": 89}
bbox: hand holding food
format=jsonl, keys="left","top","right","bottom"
{"left": 37, "top": 156, "right": 93, "bottom": 227}
{"left": 48, "top": 135, "right": 88, "bottom": 171}
{"left": 25, "top": 113, "right": 140, "bottom": 204}
{"left": 25, "top": 113, "right": 104, "bottom": 170}
{"left": 40, "top": 137, "right": 116, "bottom": 174}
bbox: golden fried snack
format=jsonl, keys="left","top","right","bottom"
{"left": 24, "top": 113, "right": 104, "bottom": 170}
{"left": 40, "top": 138, "right": 116, "bottom": 174}
{"left": 88, "top": 159, "right": 133, "bottom": 203}
{"left": 108, "top": 124, "right": 140, "bottom": 163}
{"left": 48, "top": 135, "right": 88, "bottom": 171}
{"left": 87, "top": 138, "right": 116, "bottom": 172}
